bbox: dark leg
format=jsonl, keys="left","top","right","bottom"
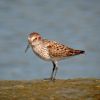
{"left": 44, "top": 61, "right": 58, "bottom": 81}
{"left": 50, "top": 61, "right": 58, "bottom": 80}
{"left": 50, "top": 61, "right": 56, "bottom": 80}
{"left": 53, "top": 66, "right": 58, "bottom": 80}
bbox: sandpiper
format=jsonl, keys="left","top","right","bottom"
{"left": 25, "top": 32, "right": 85, "bottom": 80}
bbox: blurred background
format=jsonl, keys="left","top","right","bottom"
{"left": 0, "top": 0, "right": 100, "bottom": 80}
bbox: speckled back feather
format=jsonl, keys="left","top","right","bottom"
{"left": 42, "top": 39, "right": 84, "bottom": 60}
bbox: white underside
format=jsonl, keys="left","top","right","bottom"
{"left": 31, "top": 44, "right": 51, "bottom": 61}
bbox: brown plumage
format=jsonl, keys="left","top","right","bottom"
{"left": 43, "top": 39, "right": 84, "bottom": 60}
{"left": 25, "top": 32, "right": 85, "bottom": 80}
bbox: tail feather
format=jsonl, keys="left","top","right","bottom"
{"left": 73, "top": 50, "right": 85, "bottom": 55}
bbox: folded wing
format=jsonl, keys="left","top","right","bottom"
{"left": 43, "top": 39, "right": 85, "bottom": 60}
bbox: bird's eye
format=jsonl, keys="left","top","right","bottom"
{"left": 33, "top": 38, "right": 37, "bottom": 41}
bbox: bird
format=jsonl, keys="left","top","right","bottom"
{"left": 25, "top": 32, "right": 85, "bottom": 80}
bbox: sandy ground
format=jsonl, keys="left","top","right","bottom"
{"left": 0, "top": 78, "right": 100, "bottom": 100}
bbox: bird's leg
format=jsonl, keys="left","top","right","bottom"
{"left": 53, "top": 61, "right": 58, "bottom": 80}
{"left": 44, "top": 61, "right": 55, "bottom": 80}
{"left": 50, "top": 61, "right": 56, "bottom": 80}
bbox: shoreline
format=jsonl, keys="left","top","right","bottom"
{"left": 0, "top": 78, "right": 100, "bottom": 99}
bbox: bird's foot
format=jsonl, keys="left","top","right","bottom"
{"left": 43, "top": 77, "right": 56, "bottom": 81}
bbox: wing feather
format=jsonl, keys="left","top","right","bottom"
{"left": 42, "top": 39, "right": 74, "bottom": 60}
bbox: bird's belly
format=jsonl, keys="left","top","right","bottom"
{"left": 32, "top": 46, "right": 50, "bottom": 61}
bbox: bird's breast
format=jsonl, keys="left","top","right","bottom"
{"left": 32, "top": 44, "right": 51, "bottom": 61}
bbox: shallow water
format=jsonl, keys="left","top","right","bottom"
{"left": 0, "top": 0, "right": 100, "bottom": 79}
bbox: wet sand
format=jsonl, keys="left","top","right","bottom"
{"left": 0, "top": 78, "right": 100, "bottom": 100}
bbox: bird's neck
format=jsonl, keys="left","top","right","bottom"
{"left": 31, "top": 40, "right": 43, "bottom": 47}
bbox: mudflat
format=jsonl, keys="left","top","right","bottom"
{"left": 0, "top": 78, "right": 100, "bottom": 100}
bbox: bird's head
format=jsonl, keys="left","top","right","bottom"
{"left": 25, "top": 32, "right": 42, "bottom": 53}
{"left": 28, "top": 32, "right": 42, "bottom": 44}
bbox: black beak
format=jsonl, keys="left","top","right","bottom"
{"left": 25, "top": 44, "right": 30, "bottom": 53}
